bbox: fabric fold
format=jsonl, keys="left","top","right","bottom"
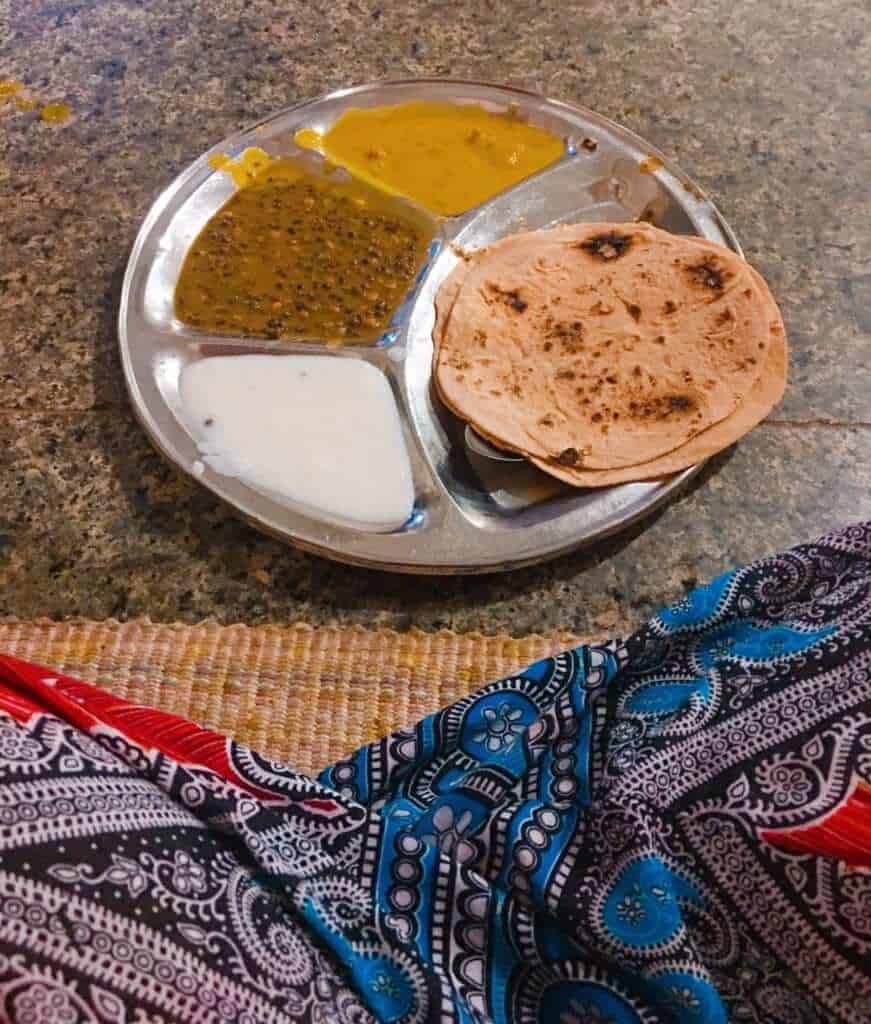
{"left": 0, "top": 521, "right": 869, "bottom": 1022}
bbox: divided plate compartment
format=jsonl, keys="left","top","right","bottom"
{"left": 120, "top": 78, "right": 742, "bottom": 573}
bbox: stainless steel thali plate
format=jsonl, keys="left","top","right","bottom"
{"left": 119, "top": 78, "right": 741, "bottom": 574}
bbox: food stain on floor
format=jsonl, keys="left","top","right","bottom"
{"left": 39, "top": 102, "right": 71, "bottom": 124}
{"left": 0, "top": 79, "right": 71, "bottom": 124}
{"left": 0, "top": 79, "right": 23, "bottom": 100}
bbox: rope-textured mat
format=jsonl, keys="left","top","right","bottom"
{"left": 0, "top": 620, "right": 585, "bottom": 775}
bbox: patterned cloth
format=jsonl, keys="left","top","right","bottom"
{"left": 0, "top": 523, "right": 869, "bottom": 1024}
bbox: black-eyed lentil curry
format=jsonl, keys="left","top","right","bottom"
{"left": 174, "top": 154, "right": 432, "bottom": 342}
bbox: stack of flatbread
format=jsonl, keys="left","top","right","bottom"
{"left": 433, "top": 222, "right": 787, "bottom": 486}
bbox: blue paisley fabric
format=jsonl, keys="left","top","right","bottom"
{"left": 0, "top": 522, "right": 869, "bottom": 1023}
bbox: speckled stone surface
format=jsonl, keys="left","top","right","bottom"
{"left": 1, "top": 0, "right": 869, "bottom": 633}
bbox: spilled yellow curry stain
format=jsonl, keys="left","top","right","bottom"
{"left": 0, "top": 79, "right": 23, "bottom": 100}
{"left": 293, "top": 127, "right": 321, "bottom": 151}
{"left": 1, "top": 80, "right": 70, "bottom": 121}
{"left": 40, "top": 102, "right": 71, "bottom": 124}
{"left": 294, "top": 100, "right": 565, "bottom": 217}
{"left": 638, "top": 155, "right": 664, "bottom": 174}
{"left": 207, "top": 153, "right": 232, "bottom": 173}
{"left": 207, "top": 146, "right": 281, "bottom": 188}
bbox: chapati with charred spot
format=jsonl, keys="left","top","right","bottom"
{"left": 432, "top": 222, "right": 784, "bottom": 480}
{"left": 529, "top": 267, "right": 787, "bottom": 485}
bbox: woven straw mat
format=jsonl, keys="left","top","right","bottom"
{"left": 0, "top": 620, "right": 587, "bottom": 776}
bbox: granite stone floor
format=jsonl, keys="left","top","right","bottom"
{"left": 1, "top": 0, "right": 868, "bottom": 634}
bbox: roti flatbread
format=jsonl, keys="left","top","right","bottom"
{"left": 529, "top": 269, "right": 787, "bottom": 485}
{"left": 432, "top": 224, "right": 785, "bottom": 483}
